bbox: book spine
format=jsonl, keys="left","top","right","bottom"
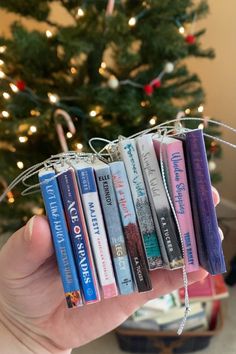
{"left": 95, "top": 165, "right": 134, "bottom": 295}
{"left": 184, "top": 129, "right": 226, "bottom": 275}
{"left": 118, "top": 139, "right": 162, "bottom": 270}
{"left": 110, "top": 161, "right": 152, "bottom": 292}
{"left": 57, "top": 168, "right": 100, "bottom": 303}
{"left": 138, "top": 135, "right": 183, "bottom": 269}
{"left": 38, "top": 169, "right": 83, "bottom": 308}
{"left": 75, "top": 165, "right": 118, "bottom": 298}
{"left": 157, "top": 139, "right": 199, "bottom": 273}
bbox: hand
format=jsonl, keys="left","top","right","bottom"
{"left": 0, "top": 188, "right": 221, "bottom": 354}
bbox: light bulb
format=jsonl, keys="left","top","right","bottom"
{"left": 48, "top": 92, "right": 59, "bottom": 104}
{"left": 198, "top": 123, "right": 204, "bottom": 130}
{"left": 66, "top": 132, "right": 73, "bottom": 138}
{"left": 77, "top": 8, "right": 84, "bottom": 17}
{"left": 19, "top": 136, "right": 28, "bottom": 143}
{"left": 149, "top": 117, "right": 156, "bottom": 126}
{"left": 179, "top": 26, "right": 185, "bottom": 34}
{"left": 3, "top": 92, "right": 10, "bottom": 99}
{"left": 17, "top": 161, "right": 24, "bottom": 169}
{"left": 76, "top": 143, "right": 83, "bottom": 150}
{"left": 10, "top": 83, "right": 19, "bottom": 92}
{"left": 70, "top": 67, "right": 77, "bottom": 74}
{"left": 185, "top": 108, "right": 191, "bottom": 115}
{"left": 101, "top": 62, "right": 107, "bottom": 69}
{"left": 29, "top": 125, "right": 37, "bottom": 133}
{"left": 0, "top": 45, "right": 7, "bottom": 53}
{"left": 89, "top": 110, "right": 97, "bottom": 117}
{"left": 30, "top": 109, "right": 40, "bottom": 116}
{"left": 46, "top": 30, "right": 53, "bottom": 38}
{"left": 0, "top": 70, "right": 5, "bottom": 79}
{"left": 128, "top": 17, "right": 137, "bottom": 26}
{"left": 2, "top": 110, "right": 9, "bottom": 118}
{"left": 198, "top": 105, "right": 204, "bottom": 113}
{"left": 0, "top": 59, "right": 4, "bottom": 65}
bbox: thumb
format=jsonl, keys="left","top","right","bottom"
{"left": 0, "top": 216, "right": 54, "bottom": 280}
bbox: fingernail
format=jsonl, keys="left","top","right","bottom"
{"left": 218, "top": 227, "right": 224, "bottom": 242}
{"left": 212, "top": 186, "right": 220, "bottom": 206}
{"left": 24, "top": 216, "right": 36, "bottom": 242}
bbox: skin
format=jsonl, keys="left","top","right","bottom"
{"left": 0, "top": 188, "right": 220, "bottom": 354}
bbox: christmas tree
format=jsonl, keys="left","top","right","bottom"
{"left": 0, "top": 0, "right": 221, "bottom": 231}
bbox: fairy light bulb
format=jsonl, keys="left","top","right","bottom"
{"left": 76, "top": 143, "right": 83, "bottom": 150}
{"left": 45, "top": 30, "right": 53, "bottom": 38}
{"left": 8, "top": 191, "right": 15, "bottom": 204}
{"left": 149, "top": 117, "right": 156, "bottom": 126}
{"left": 29, "top": 125, "right": 37, "bottom": 133}
{"left": 48, "top": 92, "right": 59, "bottom": 104}
{"left": 30, "top": 109, "right": 40, "bottom": 116}
{"left": 66, "top": 132, "right": 73, "bottom": 139}
{"left": 3, "top": 92, "right": 10, "bottom": 100}
{"left": 0, "top": 70, "right": 5, "bottom": 79}
{"left": 2, "top": 110, "right": 9, "bottom": 118}
{"left": 0, "top": 59, "right": 4, "bottom": 66}
{"left": 185, "top": 108, "right": 191, "bottom": 115}
{"left": 198, "top": 123, "right": 204, "bottom": 129}
{"left": 19, "top": 136, "right": 28, "bottom": 143}
{"left": 179, "top": 26, "right": 185, "bottom": 34}
{"left": 128, "top": 17, "right": 137, "bottom": 26}
{"left": 0, "top": 45, "right": 7, "bottom": 53}
{"left": 77, "top": 8, "right": 85, "bottom": 17}
{"left": 17, "top": 161, "right": 24, "bottom": 169}
{"left": 101, "top": 62, "right": 107, "bottom": 69}
{"left": 70, "top": 67, "right": 77, "bottom": 74}
{"left": 10, "top": 83, "right": 19, "bottom": 93}
{"left": 198, "top": 105, "right": 204, "bottom": 113}
{"left": 89, "top": 110, "right": 97, "bottom": 117}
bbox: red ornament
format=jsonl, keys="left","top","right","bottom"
{"left": 144, "top": 84, "right": 154, "bottom": 96}
{"left": 153, "top": 79, "right": 161, "bottom": 88}
{"left": 16, "top": 80, "right": 26, "bottom": 91}
{"left": 185, "top": 34, "right": 196, "bottom": 45}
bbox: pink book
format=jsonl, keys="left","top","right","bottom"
{"left": 152, "top": 135, "right": 199, "bottom": 272}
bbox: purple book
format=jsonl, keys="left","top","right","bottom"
{"left": 183, "top": 129, "right": 226, "bottom": 275}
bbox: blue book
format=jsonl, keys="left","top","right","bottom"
{"left": 93, "top": 159, "right": 134, "bottom": 295}
{"left": 72, "top": 160, "right": 118, "bottom": 299}
{"left": 183, "top": 129, "right": 226, "bottom": 275}
{"left": 38, "top": 168, "right": 83, "bottom": 308}
{"left": 56, "top": 164, "right": 100, "bottom": 303}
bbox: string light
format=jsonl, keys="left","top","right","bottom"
{"left": 19, "top": 136, "right": 28, "bottom": 143}
{"left": 3, "top": 92, "right": 10, "bottom": 100}
{"left": 179, "top": 26, "right": 185, "bottom": 34}
{"left": 128, "top": 17, "right": 137, "bottom": 26}
{"left": 7, "top": 191, "right": 15, "bottom": 204}
{"left": 76, "top": 143, "right": 83, "bottom": 150}
{"left": 30, "top": 109, "right": 40, "bottom": 116}
{"left": 198, "top": 104, "right": 204, "bottom": 113}
{"left": 10, "top": 83, "right": 19, "bottom": 93}
{"left": 66, "top": 132, "right": 73, "bottom": 138}
{"left": 29, "top": 125, "right": 37, "bottom": 133}
{"left": 185, "top": 108, "right": 191, "bottom": 115}
{"left": 45, "top": 30, "right": 53, "bottom": 38}
{"left": 17, "top": 161, "right": 24, "bottom": 169}
{"left": 0, "top": 45, "right": 7, "bottom": 53}
{"left": 101, "top": 62, "right": 107, "bottom": 69}
{"left": 149, "top": 117, "right": 156, "bottom": 126}
{"left": 48, "top": 92, "right": 59, "bottom": 104}
{"left": 0, "top": 70, "right": 5, "bottom": 79}
{"left": 0, "top": 59, "right": 4, "bottom": 65}
{"left": 198, "top": 123, "right": 204, "bottom": 129}
{"left": 89, "top": 110, "right": 97, "bottom": 117}
{"left": 77, "top": 8, "right": 85, "bottom": 18}
{"left": 1, "top": 111, "right": 9, "bottom": 118}
{"left": 70, "top": 67, "right": 77, "bottom": 74}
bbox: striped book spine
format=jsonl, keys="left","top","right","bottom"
{"left": 38, "top": 168, "right": 83, "bottom": 308}
{"left": 110, "top": 160, "right": 152, "bottom": 292}
{"left": 73, "top": 161, "right": 118, "bottom": 298}
{"left": 56, "top": 165, "right": 100, "bottom": 303}
{"left": 94, "top": 159, "right": 134, "bottom": 295}
{"left": 152, "top": 135, "right": 199, "bottom": 273}
{"left": 118, "top": 138, "right": 162, "bottom": 270}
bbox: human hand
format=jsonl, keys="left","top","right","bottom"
{"left": 0, "top": 188, "right": 221, "bottom": 354}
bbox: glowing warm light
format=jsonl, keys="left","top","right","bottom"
{"left": 19, "top": 136, "right": 28, "bottom": 143}
{"left": 48, "top": 92, "right": 59, "bottom": 104}
{"left": 77, "top": 8, "right": 85, "bottom": 17}
{"left": 8, "top": 196, "right": 15, "bottom": 204}
{"left": 198, "top": 105, "right": 204, "bottom": 113}
{"left": 179, "top": 26, "right": 185, "bottom": 34}
{"left": 30, "top": 109, "right": 40, "bottom": 116}
{"left": 45, "top": 30, "right": 53, "bottom": 38}
{"left": 70, "top": 67, "right": 77, "bottom": 74}
{"left": 0, "top": 59, "right": 4, "bottom": 65}
{"left": 149, "top": 117, "right": 156, "bottom": 126}
{"left": 29, "top": 125, "right": 37, "bottom": 133}
{"left": 128, "top": 17, "right": 137, "bottom": 26}
{"left": 0, "top": 70, "right": 5, "bottom": 79}
{"left": 185, "top": 108, "right": 191, "bottom": 115}
{"left": 89, "top": 110, "right": 97, "bottom": 117}
{"left": 76, "top": 143, "right": 83, "bottom": 150}
{"left": 2, "top": 110, "right": 9, "bottom": 118}
{"left": 101, "top": 62, "right": 107, "bottom": 69}
{"left": 10, "top": 83, "right": 19, "bottom": 92}
{"left": 66, "top": 132, "right": 73, "bottom": 138}
{"left": 3, "top": 92, "right": 10, "bottom": 99}
{"left": 198, "top": 123, "right": 204, "bottom": 129}
{"left": 0, "top": 45, "right": 6, "bottom": 53}
{"left": 17, "top": 161, "right": 24, "bottom": 169}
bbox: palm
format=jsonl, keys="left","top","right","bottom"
{"left": 0, "top": 216, "right": 207, "bottom": 351}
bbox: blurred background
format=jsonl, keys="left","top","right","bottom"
{"left": 0, "top": 1, "right": 235, "bottom": 353}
